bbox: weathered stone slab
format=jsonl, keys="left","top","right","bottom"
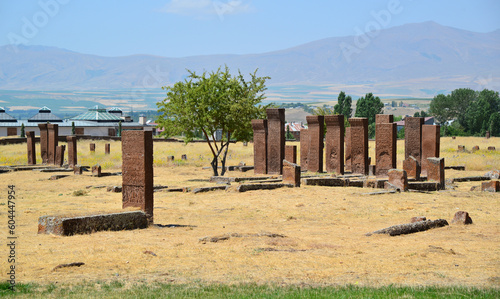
{"left": 325, "top": 115, "right": 344, "bottom": 174}
{"left": 387, "top": 169, "right": 408, "bottom": 191}
{"left": 26, "top": 131, "right": 36, "bottom": 165}
{"left": 445, "top": 165, "right": 465, "bottom": 171}
{"left": 375, "top": 122, "right": 397, "bottom": 176}
{"left": 481, "top": 180, "right": 499, "bottom": 192}
{"left": 300, "top": 129, "right": 309, "bottom": 171}
{"left": 427, "top": 157, "right": 445, "bottom": 189}
{"left": 451, "top": 211, "right": 473, "bottom": 224}
{"left": 66, "top": 136, "right": 77, "bottom": 168}
{"left": 122, "top": 130, "right": 154, "bottom": 223}
{"left": 37, "top": 211, "right": 148, "bottom": 236}
{"left": 282, "top": 160, "right": 301, "bottom": 187}
{"left": 407, "top": 182, "right": 440, "bottom": 191}
{"left": 47, "top": 124, "right": 58, "bottom": 165}
{"left": 192, "top": 186, "right": 228, "bottom": 193}
{"left": 405, "top": 117, "right": 424, "bottom": 164}
{"left": 306, "top": 115, "right": 324, "bottom": 173}
{"left": 403, "top": 156, "right": 420, "bottom": 179}
{"left": 367, "top": 219, "right": 448, "bottom": 236}
{"left": 55, "top": 145, "right": 65, "bottom": 167}
{"left": 349, "top": 118, "right": 369, "bottom": 175}
{"left": 266, "top": 108, "right": 285, "bottom": 175}
{"left": 451, "top": 176, "right": 490, "bottom": 182}
{"left": 285, "top": 145, "right": 297, "bottom": 164}
{"left": 237, "top": 183, "right": 293, "bottom": 192}
{"left": 74, "top": 165, "right": 83, "bottom": 175}
{"left": 252, "top": 119, "right": 268, "bottom": 174}
{"left": 38, "top": 124, "right": 48, "bottom": 164}
{"left": 301, "top": 177, "right": 347, "bottom": 187}
{"left": 421, "top": 125, "right": 440, "bottom": 175}
{"left": 344, "top": 127, "right": 351, "bottom": 172}
{"left": 92, "top": 165, "right": 102, "bottom": 177}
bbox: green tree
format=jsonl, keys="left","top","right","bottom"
{"left": 489, "top": 112, "right": 500, "bottom": 137}
{"left": 333, "top": 91, "right": 353, "bottom": 119}
{"left": 463, "top": 89, "right": 500, "bottom": 135}
{"left": 156, "top": 66, "right": 270, "bottom": 176}
{"left": 71, "top": 121, "right": 76, "bottom": 135}
{"left": 118, "top": 121, "right": 122, "bottom": 137}
{"left": 286, "top": 125, "right": 294, "bottom": 140}
{"left": 354, "top": 93, "right": 384, "bottom": 125}
{"left": 20, "top": 123, "right": 25, "bottom": 138}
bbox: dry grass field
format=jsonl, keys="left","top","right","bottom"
{"left": 0, "top": 137, "right": 499, "bottom": 290}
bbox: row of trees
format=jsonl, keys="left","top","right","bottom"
{"left": 429, "top": 88, "right": 500, "bottom": 136}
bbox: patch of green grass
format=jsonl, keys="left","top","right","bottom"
{"left": 1, "top": 282, "right": 498, "bottom": 298}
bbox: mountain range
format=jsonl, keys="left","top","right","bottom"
{"left": 0, "top": 21, "right": 499, "bottom": 97}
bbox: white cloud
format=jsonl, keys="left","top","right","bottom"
{"left": 161, "top": 0, "right": 253, "bottom": 19}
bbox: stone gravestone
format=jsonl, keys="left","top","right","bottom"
{"left": 105, "top": 143, "right": 110, "bottom": 155}
{"left": 90, "top": 143, "right": 96, "bottom": 153}
{"left": 181, "top": 154, "right": 187, "bottom": 160}
{"left": 122, "top": 130, "right": 154, "bottom": 224}
{"left": 349, "top": 118, "right": 369, "bottom": 175}
{"left": 266, "top": 108, "right": 285, "bottom": 175}
{"left": 38, "top": 124, "right": 49, "bottom": 164}
{"left": 282, "top": 160, "right": 301, "bottom": 187}
{"left": 67, "top": 136, "right": 77, "bottom": 168}
{"left": 427, "top": 157, "right": 445, "bottom": 190}
{"left": 55, "top": 145, "right": 65, "bottom": 167}
{"left": 375, "top": 114, "right": 396, "bottom": 177}
{"left": 472, "top": 145, "right": 480, "bottom": 152}
{"left": 300, "top": 129, "right": 309, "bottom": 171}
{"left": 47, "top": 124, "right": 59, "bottom": 165}
{"left": 74, "top": 165, "right": 83, "bottom": 175}
{"left": 167, "top": 155, "right": 174, "bottom": 161}
{"left": 26, "top": 131, "right": 36, "bottom": 165}
{"left": 421, "top": 125, "right": 440, "bottom": 175}
{"left": 403, "top": 155, "right": 420, "bottom": 180}
{"left": 92, "top": 164, "right": 102, "bottom": 177}
{"left": 405, "top": 117, "right": 424, "bottom": 164}
{"left": 251, "top": 119, "right": 268, "bottom": 174}
{"left": 344, "top": 127, "right": 351, "bottom": 172}
{"left": 457, "top": 145, "right": 466, "bottom": 152}
{"left": 285, "top": 145, "right": 297, "bottom": 164}
{"left": 306, "top": 115, "right": 324, "bottom": 173}
{"left": 486, "top": 131, "right": 490, "bottom": 139}
{"left": 386, "top": 169, "right": 408, "bottom": 191}
{"left": 325, "top": 115, "right": 344, "bottom": 174}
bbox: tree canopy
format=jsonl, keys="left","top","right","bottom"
{"left": 429, "top": 88, "right": 500, "bottom": 136}
{"left": 333, "top": 91, "right": 353, "bottom": 119}
{"left": 156, "top": 66, "right": 270, "bottom": 176}
{"left": 354, "top": 93, "right": 384, "bottom": 125}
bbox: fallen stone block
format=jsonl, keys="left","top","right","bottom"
{"left": 366, "top": 219, "right": 449, "bottom": 236}
{"left": 445, "top": 166, "right": 465, "bottom": 171}
{"left": 192, "top": 186, "right": 228, "bottom": 194}
{"left": 484, "top": 170, "right": 500, "bottom": 179}
{"left": 38, "top": 211, "right": 148, "bottom": 236}
{"left": 451, "top": 176, "right": 491, "bottom": 182}
{"left": 408, "top": 182, "right": 441, "bottom": 191}
{"left": 301, "top": 177, "right": 347, "bottom": 187}
{"left": 481, "top": 180, "right": 500, "bottom": 192}
{"left": 107, "top": 186, "right": 122, "bottom": 192}
{"left": 387, "top": 169, "right": 408, "bottom": 191}
{"left": 451, "top": 211, "right": 473, "bottom": 225}
{"left": 49, "top": 174, "right": 69, "bottom": 180}
{"left": 237, "top": 183, "right": 293, "bottom": 192}
{"left": 282, "top": 160, "right": 301, "bottom": 187}
{"left": 347, "top": 180, "right": 364, "bottom": 188}
{"left": 238, "top": 166, "right": 255, "bottom": 172}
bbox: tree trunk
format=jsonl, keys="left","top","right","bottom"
{"left": 366, "top": 219, "right": 449, "bottom": 236}
{"left": 211, "top": 157, "right": 219, "bottom": 176}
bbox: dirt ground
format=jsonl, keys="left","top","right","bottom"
{"left": 0, "top": 138, "right": 499, "bottom": 288}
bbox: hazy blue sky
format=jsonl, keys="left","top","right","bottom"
{"left": 1, "top": 0, "right": 499, "bottom": 57}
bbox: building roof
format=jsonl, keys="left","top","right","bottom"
{"left": 27, "top": 106, "right": 63, "bottom": 122}
{"left": 71, "top": 105, "right": 122, "bottom": 122}
{"left": 0, "top": 107, "right": 17, "bottom": 122}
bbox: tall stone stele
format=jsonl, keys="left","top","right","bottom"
{"left": 26, "top": 131, "right": 36, "bottom": 165}
{"left": 47, "top": 124, "right": 59, "bottom": 165}
{"left": 266, "top": 108, "right": 285, "bottom": 175}
{"left": 66, "top": 136, "right": 77, "bottom": 168}
{"left": 306, "top": 115, "right": 324, "bottom": 173}
{"left": 251, "top": 119, "right": 268, "bottom": 174}
{"left": 349, "top": 118, "right": 369, "bottom": 175}
{"left": 375, "top": 114, "right": 396, "bottom": 177}
{"left": 325, "top": 115, "right": 344, "bottom": 174}
{"left": 38, "top": 123, "right": 49, "bottom": 164}
{"left": 122, "top": 130, "right": 154, "bottom": 224}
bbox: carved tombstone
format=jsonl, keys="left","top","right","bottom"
{"left": 122, "top": 131, "right": 154, "bottom": 224}
{"left": 251, "top": 119, "right": 268, "bottom": 174}
{"left": 55, "top": 145, "right": 65, "bottom": 167}
{"left": 349, "top": 118, "right": 369, "bottom": 175}
{"left": 421, "top": 125, "right": 440, "bottom": 175}
{"left": 66, "top": 136, "right": 77, "bottom": 168}
{"left": 47, "top": 124, "right": 58, "bottom": 165}
{"left": 345, "top": 127, "right": 351, "bottom": 172}
{"left": 300, "top": 129, "right": 309, "bottom": 171}
{"left": 285, "top": 145, "right": 297, "bottom": 164}
{"left": 427, "top": 157, "right": 445, "bottom": 190}
{"left": 38, "top": 124, "right": 48, "bottom": 164}
{"left": 26, "top": 131, "right": 36, "bottom": 165}
{"left": 266, "top": 108, "right": 285, "bottom": 175}
{"left": 325, "top": 115, "right": 344, "bottom": 174}
{"left": 282, "top": 160, "right": 301, "bottom": 187}
{"left": 306, "top": 115, "right": 324, "bottom": 173}
{"left": 375, "top": 114, "right": 396, "bottom": 177}
{"left": 105, "top": 143, "right": 111, "bottom": 155}
{"left": 405, "top": 117, "right": 424, "bottom": 164}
